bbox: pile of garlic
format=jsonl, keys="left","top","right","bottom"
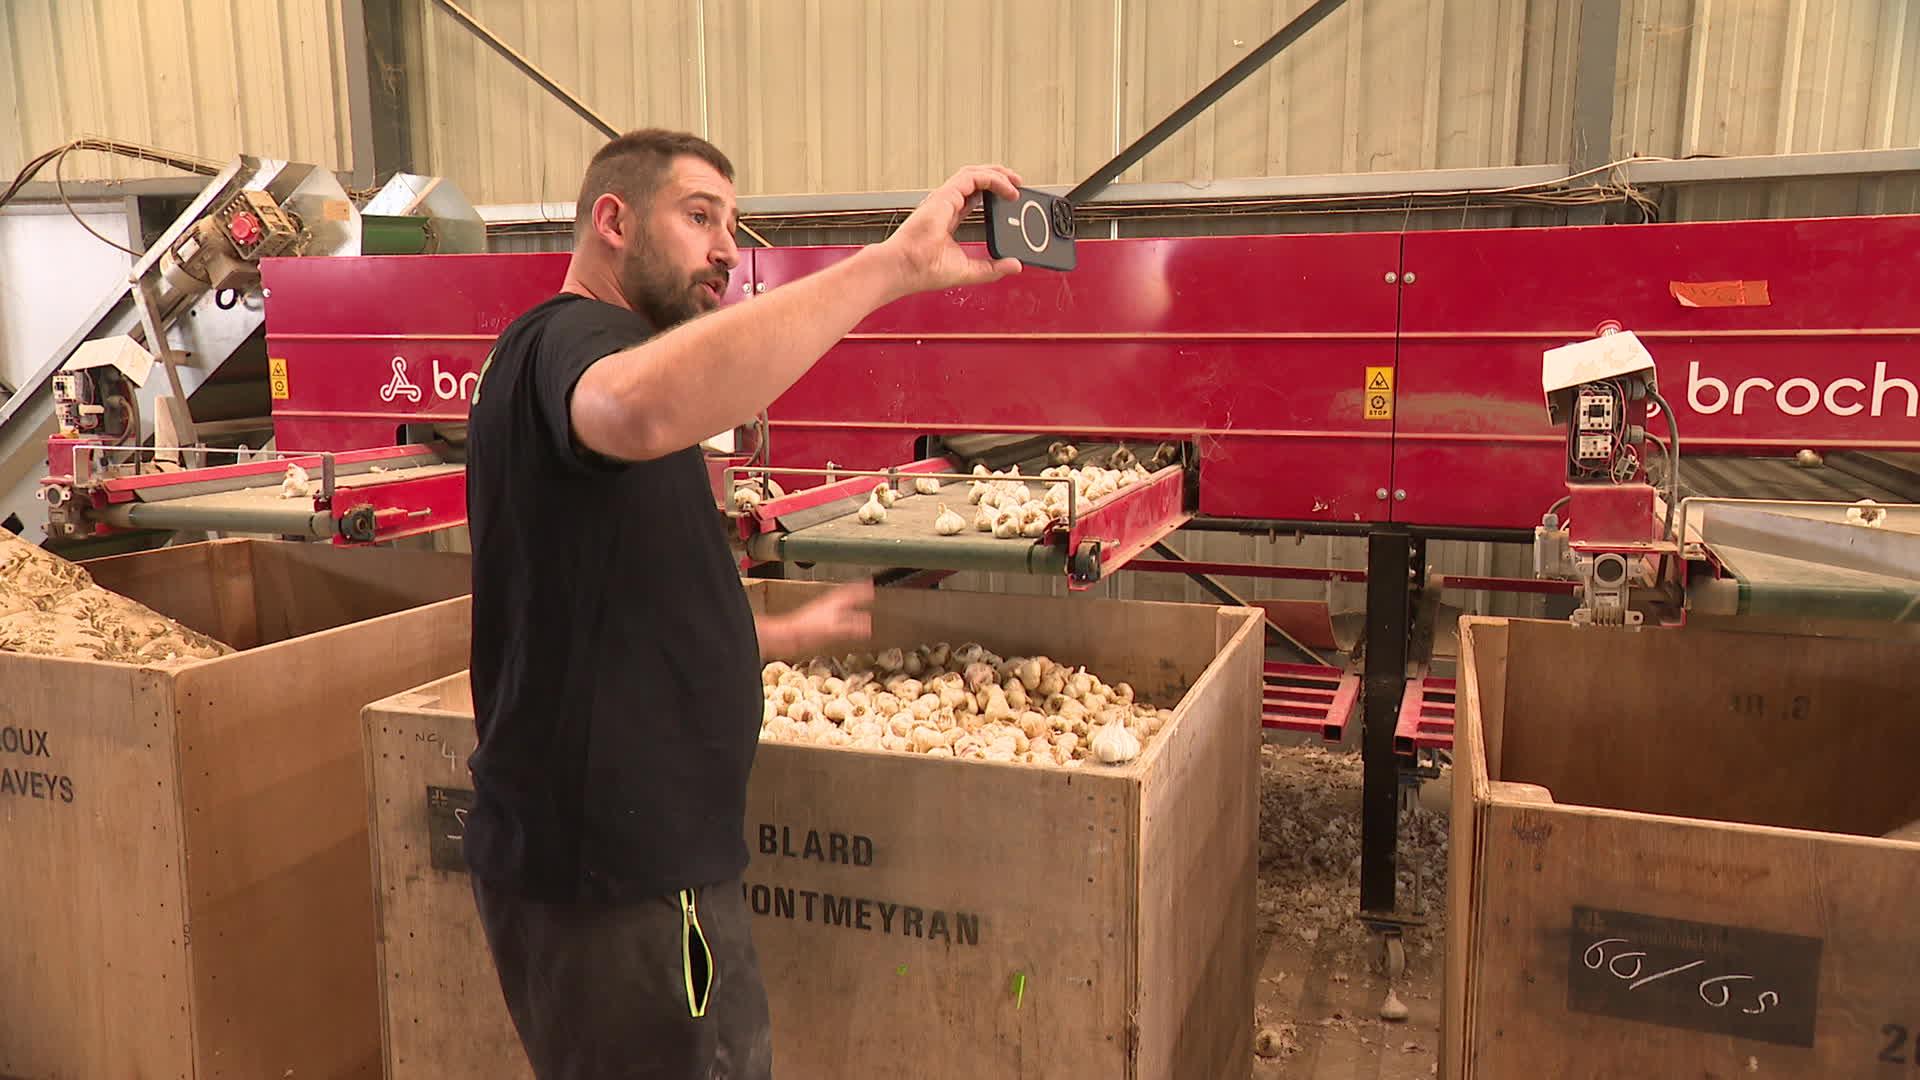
{"left": 759, "top": 641, "right": 1167, "bottom": 766}
{"left": 962, "top": 461, "right": 1154, "bottom": 539}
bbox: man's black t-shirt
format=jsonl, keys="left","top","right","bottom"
{"left": 463, "top": 293, "right": 761, "bottom": 903}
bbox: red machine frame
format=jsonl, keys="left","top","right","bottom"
{"left": 242, "top": 213, "right": 1919, "bottom": 535}
{"left": 48, "top": 212, "right": 1918, "bottom": 924}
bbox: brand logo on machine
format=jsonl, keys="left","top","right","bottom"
{"left": 1685, "top": 360, "right": 1917, "bottom": 419}
{"left": 378, "top": 356, "right": 478, "bottom": 405}
{"left": 380, "top": 356, "right": 422, "bottom": 403}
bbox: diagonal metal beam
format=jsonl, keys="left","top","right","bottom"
{"left": 1066, "top": 0, "right": 1350, "bottom": 205}
{"left": 427, "top": 0, "right": 619, "bottom": 140}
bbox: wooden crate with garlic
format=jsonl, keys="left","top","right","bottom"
{"left": 0, "top": 537, "right": 471, "bottom": 1080}
{"left": 363, "top": 579, "right": 1263, "bottom": 1080}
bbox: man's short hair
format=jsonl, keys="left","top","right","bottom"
{"left": 574, "top": 129, "right": 735, "bottom": 237}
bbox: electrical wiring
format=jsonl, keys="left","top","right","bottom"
{"left": 1, "top": 137, "right": 223, "bottom": 255}
{"left": 1644, "top": 387, "right": 1681, "bottom": 542}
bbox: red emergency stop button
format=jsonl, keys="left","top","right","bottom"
{"left": 228, "top": 211, "right": 262, "bottom": 247}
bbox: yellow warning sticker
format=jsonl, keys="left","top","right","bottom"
{"left": 1364, "top": 366, "right": 1393, "bottom": 420}
{"left": 269, "top": 356, "right": 290, "bottom": 400}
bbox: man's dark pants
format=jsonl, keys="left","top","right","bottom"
{"left": 472, "top": 876, "right": 774, "bottom": 1079}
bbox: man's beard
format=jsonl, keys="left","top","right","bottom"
{"left": 614, "top": 232, "right": 722, "bottom": 329}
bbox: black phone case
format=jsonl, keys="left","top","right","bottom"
{"left": 984, "top": 188, "right": 1077, "bottom": 272}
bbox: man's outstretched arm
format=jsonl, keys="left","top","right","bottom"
{"left": 571, "top": 165, "right": 1026, "bottom": 463}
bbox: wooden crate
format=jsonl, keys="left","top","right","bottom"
{"left": 363, "top": 580, "right": 1263, "bottom": 1080}
{"left": 1444, "top": 617, "right": 1920, "bottom": 1080}
{"left": 0, "top": 539, "right": 471, "bottom": 1080}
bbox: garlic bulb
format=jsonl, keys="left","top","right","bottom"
{"left": 1091, "top": 722, "right": 1142, "bottom": 764}
{"left": 731, "top": 485, "right": 764, "bottom": 512}
{"left": 972, "top": 464, "right": 989, "bottom": 477}
{"left": 964, "top": 662, "right": 998, "bottom": 691}
{"left": 982, "top": 687, "right": 1013, "bottom": 722}
{"left": 870, "top": 482, "right": 897, "bottom": 509}
{"left": 857, "top": 492, "right": 888, "bottom": 525}
{"left": 969, "top": 481, "right": 993, "bottom": 505}
{"left": 823, "top": 698, "right": 850, "bottom": 722}
{"left": 762, "top": 661, "right": 791, "bottom": 687}
{"left": 992, "top": 509, "right": 1022, "bottom": 539}
{"left": 913, "top": 476, "right": 941, "bottom": 495}
{"left": 973, "top": 504, "right": 997, "bottom": 532}
{"left": 925, "top": 642, "right": 951, "bottom": 668}
{"left": 1048, "top": 441, "right": 1079, "bottom": 466}
{"left": 934, "top": 503, "right": 966, "bottom": 535}
{"left": 1005, "top": 681, "right": 1029, "bottom": 712}
{"left": 925, "top": 746, "right": 954, "bottom": 758}
{"left": 877, "top": 647, "right": 905, "bottom": 673}
{"left": 1020, "top": 507, "right": 1049, "bottom": 538}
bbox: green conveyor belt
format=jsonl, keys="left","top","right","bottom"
{"left": 1711, "top": 545, "right": 1920, "bottom": 623}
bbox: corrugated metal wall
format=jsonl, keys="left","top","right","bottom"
{"left": 0, "top": 0, "right": 355, "bottom": 179}
{"left": 405, "top": 0, "right": 1920, "bottom": 205}
{"left": 8, "top": 0, "right": 1920, "bottom": 206}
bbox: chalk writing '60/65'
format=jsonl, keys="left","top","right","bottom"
{"left": 1583, "top": 938, "right": 1780, "bottom": 1015}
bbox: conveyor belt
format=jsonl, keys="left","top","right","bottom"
{"left": 1702, "top": 545, "right": 1920, "bottom": 622}
{"left": 743, "top": 449, "right": 1189, "bottom": 581}
{"left": 757, "top": 479, "right": 1074, "bottom": 575}
{"left": 1678, "top": 454, "right": 1914, "bottom": 504}
{"left": 1692, "top": 501, "right": 1920, "bottom": 623}
{"left": 97, "top": 462, "right": 463, "bottom": 538}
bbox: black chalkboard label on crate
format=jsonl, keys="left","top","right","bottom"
{"left": 1567, "top": 906, "right": 1822, "bottom": 1047}
{"left": 426, "top": 785, "right": 476, "bottom": 873}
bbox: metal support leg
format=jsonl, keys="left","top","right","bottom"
{"left": 1361, "top": 528, "right": 1413, "bottom": 916}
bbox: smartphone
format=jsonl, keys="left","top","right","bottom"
{"left": 983, "top": 186, "right": 1077, "bottom": 272}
